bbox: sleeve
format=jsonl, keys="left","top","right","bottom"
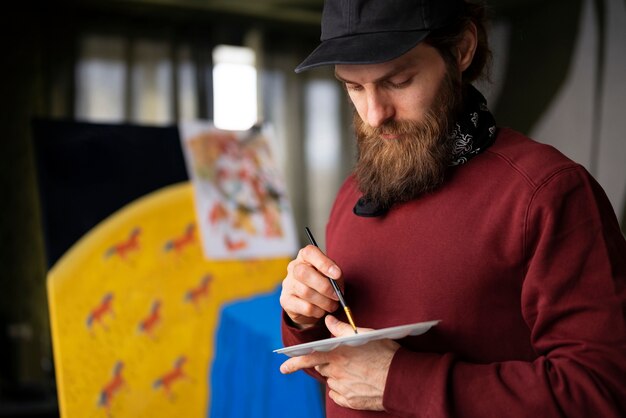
{"left": 279, "top": 177, "right": 355, "bottom": 381}
{"left": 281, "top": 310, "right": 330, "bottom": 347}
{"left": 382, "top": 167, "right": 626, "bottom": 418}
{"left": 281, "top": 311, "right": 330, "bottom": 381}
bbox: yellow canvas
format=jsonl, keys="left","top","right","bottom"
{"left": 47, "top": 182, "right": 287, "bottom": 417}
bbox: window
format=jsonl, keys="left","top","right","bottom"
{"left": 212, "top": 45, "right": 258, "bottom": 130}
{"left": 74, "top": 37, "right": 257, "bottom": 131}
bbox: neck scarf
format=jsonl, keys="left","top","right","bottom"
{"left": 353, "top": 85, "right": 497, "bottom": 217}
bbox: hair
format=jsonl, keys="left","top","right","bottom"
{"left": 425, "top": 1, "right": 492, "bottom": 84}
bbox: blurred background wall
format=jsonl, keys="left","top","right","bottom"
{"left": 0, "top": 0, "right": 624, "bottom": 416}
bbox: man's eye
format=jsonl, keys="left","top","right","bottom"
{"left": 387, "top": 79, "right": 410, "bottom": 89}
{"left": 345, "top": 83, "right": 363, "bottom": 92}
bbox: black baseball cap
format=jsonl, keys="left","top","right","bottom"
{"left": 295, "top": 0, "right": 466, "bottom": 73}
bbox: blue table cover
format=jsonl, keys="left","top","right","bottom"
{"left": 209, "top": 287, "right": 324, "bottom": 418}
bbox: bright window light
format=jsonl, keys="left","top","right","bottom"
{"left": 212, "top": 45, "right": 257, "bottom": 130}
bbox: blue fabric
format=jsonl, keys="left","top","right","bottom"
{"left": 209, "top": 287, "right": 324, "bottom": 418}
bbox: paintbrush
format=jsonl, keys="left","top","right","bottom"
{"left": 304, "top": 227, "right": 358, "bottom": 334}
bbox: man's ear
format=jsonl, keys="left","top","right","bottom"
{"left": 457, "top": 22, "right": 478, "bottom": 72}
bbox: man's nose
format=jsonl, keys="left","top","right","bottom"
{"left": 366, "top": 91, "right": 394, "bottom": 128}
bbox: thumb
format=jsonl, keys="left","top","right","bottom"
{"left": 325, "top": 315, "right": 355, "bottom": 337}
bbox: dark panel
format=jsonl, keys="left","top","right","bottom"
{"left": 32, "top": 119, "right": 189, "bottom": 267}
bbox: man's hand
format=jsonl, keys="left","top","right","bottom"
{"left": 280, "top": 315, "right": 400, "bottom": 411}
{"left": 279, "top": 245, "right": 342, "bottom": 328}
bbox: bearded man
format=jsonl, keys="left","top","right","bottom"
{"left": 278, "top": 1, "right": 626, "bottom": 417}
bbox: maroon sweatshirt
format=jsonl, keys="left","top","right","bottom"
{"left": 282, "top": 128, "right": 626, "bottom": 417}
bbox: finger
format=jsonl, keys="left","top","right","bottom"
{"left": 298, "top": 245, "right": 342, "bottom": 282}
{"left": 325, "top": 315, "right": 359, "bottom": 337}
{"left": 288, "top": 259, "right": 339, "bottom": 303}
{"left": 325, "top": 314, "right": 373, "bottom": 337}
{"left": 280, "top": 353, "right": 327, "bottom": 374}
{"left": 290, "top": 274, "right": 340, "bottom": 311}
{"left": 314, "top": 364, "right": 328, "bottom": 377}
{"left": 280, "top": 276, "right": 339, "bottom": 321}
{"left": 280, "top": 292, "right": 327, "bottom": 324}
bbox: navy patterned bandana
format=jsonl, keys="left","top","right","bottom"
{"left": 449, "top": 85, "right": 497, "bottom": 166}
{"left": 354, "top": 85, "right": 497, "bottom": 217}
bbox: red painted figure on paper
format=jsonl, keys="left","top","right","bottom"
{"left": 209, "top": 202, "right": 229, "bottom": 225}
{"left": 225, "top": 235, "right": 247, "bottom": 252}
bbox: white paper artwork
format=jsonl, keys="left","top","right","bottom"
{"left": 179, "top": 121, "right": 297, "bottom": 260}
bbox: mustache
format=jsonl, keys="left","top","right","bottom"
{"left": 357, "top": 119, "right": 426, "bottom": 138}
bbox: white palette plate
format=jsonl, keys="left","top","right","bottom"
{"left": 274, "top": 320, "right": 440, "bottom": 357}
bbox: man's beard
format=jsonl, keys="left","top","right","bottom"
{"left": 353, "top": 68, "right": 462, "bottom": 210}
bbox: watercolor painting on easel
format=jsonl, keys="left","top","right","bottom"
{"left": 179, "top": 122, "right": 297, "bottom": 260}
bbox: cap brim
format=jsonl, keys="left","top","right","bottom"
{"left": 295, "top": 30, "right": 430, "bottom": 73}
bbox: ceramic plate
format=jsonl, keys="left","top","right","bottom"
{"left": 274, "top": 320, "right": 440, "bottom": 357}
